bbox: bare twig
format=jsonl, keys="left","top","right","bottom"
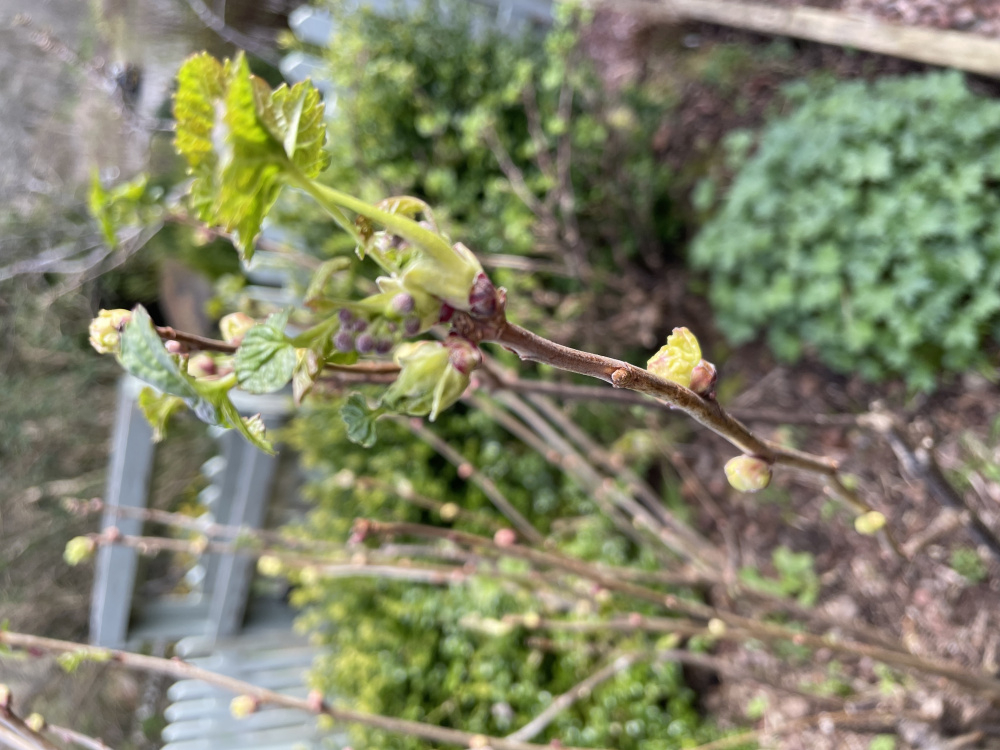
{"left": 0, "top": 631, "right": 598, "bottom": 750}
{"left": 45, "top": 725, "right": 114, "bottom": 750}
{"left": 404, "top": 418, "right": 544, "bottom": 544}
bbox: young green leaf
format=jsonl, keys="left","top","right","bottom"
{"left": 118, "top": 306, "right": 200, "bottom": 400}
{"left": 217, "top": 397, "right": 275, "bottom": 454}
{"left": 341, "top": 392, "right": 380, "bottom": 447}
{"left": 173, "top": 52, "right": 330, "bottom": 260}
{"left": 235, "top": 309, "right": 296, "bottom": 393}
{"left": 137, "top": 387, "right": 187, "bottom": 442}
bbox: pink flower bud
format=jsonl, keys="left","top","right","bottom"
{"left": 689, "top": 359, "right": 717, "bottom": 397}
{"left": 494, "top": 528, "right": 517, "bottom": 547}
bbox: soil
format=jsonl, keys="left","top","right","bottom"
{"left": 581, "top": 5, "right": 1000, "bottom": 748}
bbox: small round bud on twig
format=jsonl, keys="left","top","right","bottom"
{"left": 493, "top": 528, "right": 517, "bottom": 547}
{"left": 689, "top": 359, "right": 717, "bottom": 397}
{"left": 355, "top": 333, "right": 375, "bottom": 354}
{"left": 229, "top": 695, "right": 259, "bottom": 718}
{"left": 724, "top": 456, "right": 772, "bottom": 493}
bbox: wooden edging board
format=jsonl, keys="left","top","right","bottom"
{"left": 599, "top": 0, "right": 1000, "bottom": 79}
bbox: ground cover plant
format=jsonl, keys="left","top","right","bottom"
{"left": 8, "top": 5, "right": 1000, "bottom": 750}
{"left": 693, "top": 71, "right": 1000, "bottom": 390}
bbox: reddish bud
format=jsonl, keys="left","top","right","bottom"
{"left": 493, "top": 529, "right": 517, "bottom": 547}
{"left": 689, "top": 359, "right": 717, "bottom": 397}
{"left": 468, "top": 273, "right": 499, "bottom": 318}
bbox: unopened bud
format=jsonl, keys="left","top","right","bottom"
{"left": 724, "top": 455, "right": 772, "bottom": 493}
{"left": 333, "top": 331, "right": 354, "bottom": 353}
{"left": 64, "top": 536, "right": 97, "bottom": 566}
{"left": 257, "top": 555, "right": 283, "bottom": 577}
{"left": 444, "top": 337, "right": 482, "bottom": 376}
{"left": 88, "top": 309, "right": 132, "bottom": 354}
{"left": 188, "top": 353, "right": 217, "bottom": 378}
{"left": 493, "top": 528, "right": 517, "bottom": 547}
{"left": 230, "top": 695, "right": 258, "bottom": 718}
{"left": 391, "top": 293, "right": 415, "bottom": 315}
{"left": 689, "top": 359, "right": 717, "bottom": 397}
{"left": 439, "top": 503, "right": 460, "bottom": 521}
{"left": 854, "top": 510, "right": 887, "bottom": 535}
{"left": 26, "top": 713, "right": 45, "bottom": 733}
{"left": 219, "top": 312, "right": 255, "bottom": 345}
{"left": 468, "top": 272, "right": 499, "bottom": 318}
{"left": 355, "top": 333, "right": 375, "bottom": 354}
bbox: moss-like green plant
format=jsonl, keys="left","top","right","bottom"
{"left": 692, "top": 71, "right": 1000, "bottom": 389}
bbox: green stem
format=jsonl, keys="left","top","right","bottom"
{"left": 287, "top": 171, "right": 456, "bottom": 269}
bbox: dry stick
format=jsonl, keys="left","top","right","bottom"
{"left": 506, "top": 651, "right": 648, "bottom": 742}
{"left": 0, "top": 723, "right": 43, "bottom": 750}
{"left": 363, "top": 522, "right": 1000, "bottom": 699}
{"left": 0, "top": 631, "right": 596, "bottom": 750}
{"left": 686, "top": 709, "right": 926, "bottom": 750}
{"left": 467, "top": 393, "right": 650, "bottom": 551}
{"left": 45, "top": 725, "right": 114, "bottom": 750}
{"left": 89, "top": 531, "right": 464, "bottom": 585}
{"left": 487, "top": 375, "right": 861, "bottom": 426}
{"left": 523, "top": 391, "right": 705, "bottom": 546}
{"left": 508, "top": 648, "right": 844, "bottom": 743}
{"left": 0, "top": 708, "right": 60, "bottom": 750}
{"left": 353, "top": 475, "right": 505, "bottom": 531}
{"left": 490, "top": 391, "right": 718, "bottom": 569}
{"left": 403, "top": 418, "right": 544, "bottom": 545}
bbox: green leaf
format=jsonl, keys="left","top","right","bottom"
{"left": 235, "top": 309, "right": 296, "bottom": 394}
{"left": 341, "top": 393, "right": 380, "bottom": 448}
{"left": 304, "top": 258, "right": 352, "bottom": 308}
{"left": 217, "top": 397, "right": 274, "bottom": 454}
{"left": 173, "top": 52, "right": 330, "bottom": 261}
{"left": 173, "top": 52, "right": 229, "bottom": 225}
{"left": 137, "top": 387, "right": 187, "bottom": 442}
{"left": 118, "top": 306, "right": 200, "bottom": 400}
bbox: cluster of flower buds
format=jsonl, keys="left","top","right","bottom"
{"left": 647, "top": 327, "right": 717, "bottom": 397}
{"left": 381, "top": 337, "right": 481, "bottom": 420}
{"left": 88, "top": 308, "right": 132, "bottom": 354}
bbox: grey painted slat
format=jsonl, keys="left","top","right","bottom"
{"left": 89, "top": 376, "right": 155, "bottom": 648}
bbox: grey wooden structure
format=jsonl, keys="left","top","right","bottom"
{"left": 90, "top": 375, "right": 294, "bottom": 649}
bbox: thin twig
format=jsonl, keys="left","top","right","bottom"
{"left": 0, "top": 631, "right": 597, "bottom": 750}
{"left": 404, "top": 418, "right": 544, "bottom": 544}
{"left": 45, "top": 725, "right": 114, "bottom": 750}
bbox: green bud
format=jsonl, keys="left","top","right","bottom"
{"left": 400, "top": 242, "right": 485, "bottom": 312}
{"left": 230, "top": 695, "right": 258, "bottom": 719}
{"left": 724, "top": 455, "right": 772, "bottom": 493}
{"left": 219, "top": 312, "right": 256, "bottom": 345}
{"left": 854, "top": 510, "right": 887, "bottom": 535}
{"left": 187, "top": 353, "right": 218, "bottom": 378}
{"left": 64, "top": 536, "right": 97, "bottom": 566}
{"left": 647, "top": 327, "right": 702, "bottom": 388}
{"left": 88, "top": 309, "right": 132, "bottom": 354}
{"left": 382, "top": 341, "right": 471, "bottom": 421}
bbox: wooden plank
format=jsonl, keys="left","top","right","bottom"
{"left": 89, "top": 376, "right": 155, "bottom": 648}
{"left": 609, "top": 0, "right": 1000, "bottom": 79}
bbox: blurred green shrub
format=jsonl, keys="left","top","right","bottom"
{"left": 315, "top": 0, "right": 681, "bottom": 279}
{"left": 282, "top": 401, "right": 717, "bottom": 749}
{"left": 692, "top": 71, "right": 1000, "bottom": 389}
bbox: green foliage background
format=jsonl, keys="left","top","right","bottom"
{"left": 283, "top": 402, "right": 718, "bottom": 749}
{"left": 692, "top": 71, "right": 1000, "bottom": 389}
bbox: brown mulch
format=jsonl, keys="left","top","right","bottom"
{"left": 577, "top": 4, "right": 1000, "bottom": 748}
